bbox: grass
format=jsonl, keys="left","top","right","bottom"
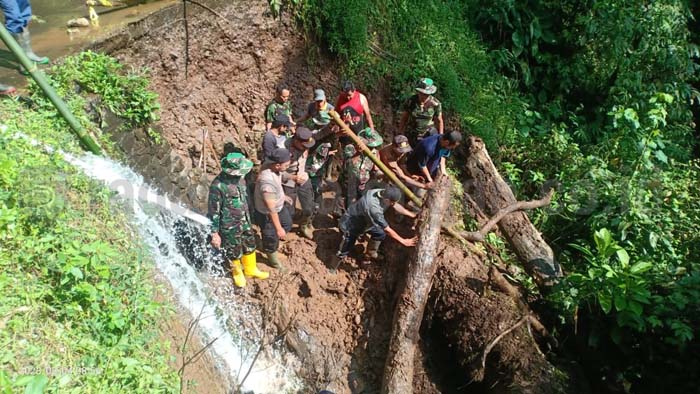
{"left": 0, "top": 89, "right": 178, "bottom": 392}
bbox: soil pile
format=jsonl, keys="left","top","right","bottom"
{"left": 108, "top": 0, "right": 577, "bottom": 392}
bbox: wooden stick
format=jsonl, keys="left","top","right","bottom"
{"left": 461, "top": 189, "right": 554, "bottom": 242}
{"left": 182, "top": 0, "right": 190, "bottom": 80}
{"left": 198, "top": 128, "right": 208, "bottom": 169}
{"left": 475, "top": 314, "right": 532, "bottom": 381}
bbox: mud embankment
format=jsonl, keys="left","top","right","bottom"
{"left": 86, "top": 0, "right": 581, "bottom": 393}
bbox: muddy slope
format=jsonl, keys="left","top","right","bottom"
{"left": 101, "top": 0, "right": 577, "bottom": 392}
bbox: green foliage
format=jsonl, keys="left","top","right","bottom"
{"left": 28, "top": 51, "right": 161, "bottom": 142}
{"left": 0, "top": 99, "right": 177, "bottom": 393}
{"left": 293, "top": 0, "right": 699, "bottom": 389}
{"left": 465, "top": 0, "right": 698, "bottom": 149}
{"left": 296, "top": 0, "right": 522, "bottom": 147}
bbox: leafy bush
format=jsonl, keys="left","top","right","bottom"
{"left": 0, "top": 98, "right": 178, "bottom": 393}
{"left": 28, "top": 51, "right": 161, "bottom": 143}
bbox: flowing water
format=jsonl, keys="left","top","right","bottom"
{"left": 12, "top": 129, "right": 302, "bottom": 392}
{"left": 1, "top": 0, "right": 177, "bottom": 87}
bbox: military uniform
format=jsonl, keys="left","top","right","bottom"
{"left": 402, "top": 94, "right": 442, "bottom": 144}
{"left": 208, "top": 174, "right": 255, "bottom": 261}
{"left": 265, "top": 100, "right": 293, "bottom": 125}
{"left": 338, "top": 128, "right": 383, "bottom": 213}
{"left": 306, "top": 142, "right": 333, "bottom": 212}
{"left": 208, "top": 152, "right": 268, "bottom": 287}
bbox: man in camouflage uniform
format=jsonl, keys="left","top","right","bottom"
{"left": 306, "top": 142, "right": 336, "bottom": 213}
{"left": 399, "top": 78, "right": 444, "bottom": 145}
{"left": 208, "top": 152, "right": 268, "bottom": 288}
{"left": 265, "top": 83, "right": 295, "bottom": 132}
{"left": 338, "top": 128, "right": 383, "bottom": 213}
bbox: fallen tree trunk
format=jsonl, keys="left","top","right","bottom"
{"left": 381, "top": 176, "right": 451, "bottom": 394}
{"left": 463, "top": 136, "right": 562, "bottom": 287}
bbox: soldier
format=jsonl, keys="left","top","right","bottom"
{"left": 265, "top": 83, "right": 295, "bottom": 132}
{"left": 333, "top": 128, "right": 383, "bottom": 217}
{"left": 306, "top": 142, "right": 336, "bottom": 214}
{"left": 208, "top": 152, "right": 268, "bottom": 288}
{"left": 334, "top": 186, "right": 417, "bottom": 267}
{"left": 338, "top": 128, "right": 383, "bottom": 214}
{"left": 298, "top": 88, "right": 335, "bottom": 131}
{"left": 398, "top": 78, "right": 444, "bottom": 145}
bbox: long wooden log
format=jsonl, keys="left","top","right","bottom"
{"left": 381, "top": 177, "right": 451, "bottom": 394}
{"left": 463, "top": 136, "right": 562, "bottom": 287}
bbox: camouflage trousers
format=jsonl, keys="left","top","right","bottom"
{"left": 220, "top": 225, "right": 256, "bottom": 261}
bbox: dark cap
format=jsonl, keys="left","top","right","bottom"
{"left": 441, "top": 130, "right": 463, "bottom": 144}
{"left": 272, "top": 114, "right": 292, "bottom": 128}
{"left": 342, "top": 80, "right": 355, "bottom": 92}
{"left": 380, "top": 186, "right": 402, "bottom": 202}
{"left": 294, "top": 127, "right": 316, "bottom": 148}
{"left": 392, "top": 135, "right": 412, "bottom": 154}
{"left": 269, "top": 147, "right": 291, "bottom": 164}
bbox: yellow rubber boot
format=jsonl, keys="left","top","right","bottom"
{"left": 231, "top": 259, "right": 246, "bottom": 287}
{"left": 242, "top": 252, "right": 269, "bottom": 280}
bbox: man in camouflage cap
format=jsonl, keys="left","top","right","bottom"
{"left": 338, "top": 128, "right": 383, "bottom": 213}
{"left": 208, "top": 152, "right": 268, "bottom": 288}
{"left": 399, "top": 78, "right": 444, "bottom": 145}
{"left": 306, "top": 142, "right": 337, "bottom": 214}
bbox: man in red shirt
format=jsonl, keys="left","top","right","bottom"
{"left": 335, "top": 81, "right": 375, "bottom": 140}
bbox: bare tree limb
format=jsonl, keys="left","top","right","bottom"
{"left": 178, "top": 301, "right": 209, "bottom": 394}
{"left": 184, "top": 0, "right": 230, "bottom": 23}
{"left": 182, "top": 0, "right": 190, "bottom": 80}
{"left": 236, "top": 273, "right": 299, "bottom": 392}
{"left": 461, "top": 189, "right": 554, "bottom": 243}
{"left": 475, "top": 314, "right": 532, "bottom": 381}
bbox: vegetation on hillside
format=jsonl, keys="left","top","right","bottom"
{"left": 0, "top": 54, "right": 178, "bottom": 393}
{"left": 286, "top": 0, "right": 700, "bottom": 391}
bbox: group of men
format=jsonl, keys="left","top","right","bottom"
{"left": 207, "top": 78, "right": 462, "bottom": 287}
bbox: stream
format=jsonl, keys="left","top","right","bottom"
{"left": 13, "top": 129, "right": 303, "bottom": 393}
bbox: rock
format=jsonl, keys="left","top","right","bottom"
{"left": 66, "top": 18, "right": 90, "bottom": 28}
{"left": 195, "top": 184, "right": 208, "bottom": 201}
{"left": 170, "top": 154, "right": 185, "bottom": 174}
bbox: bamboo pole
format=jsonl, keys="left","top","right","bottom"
{"left": 328, "top": 110, "right": 421, "bottom": 206}
{"left": 0, "top": 25, "right": 102, "bottom": 155}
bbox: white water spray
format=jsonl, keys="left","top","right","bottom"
{"left": 61, "top": 151, "right": 302, "bottom": 393}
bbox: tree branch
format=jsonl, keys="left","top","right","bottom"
{"left": 461, "top": 189, "right": 554, "bottom": 243}
{"left": 475, "top": 314, "right": 532, "bottom": 381}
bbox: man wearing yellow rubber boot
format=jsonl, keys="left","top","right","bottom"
{"left": 208, "top": 152, "right": 268, "bottom": 287}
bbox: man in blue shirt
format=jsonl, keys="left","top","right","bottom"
{"left": 406, "top": 131, "right": 462, "bottom": 185}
